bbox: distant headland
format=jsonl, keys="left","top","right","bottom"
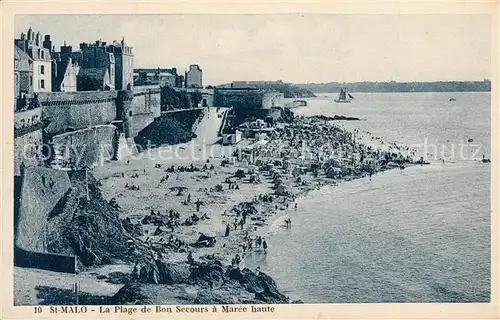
{"left": 296, "top": 80, "right": 491, "bottom": 93}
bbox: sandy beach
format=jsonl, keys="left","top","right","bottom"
{"left": 15, "top": 107, "right": 416, "bottom": 305}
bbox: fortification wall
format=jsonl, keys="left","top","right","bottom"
{"left": 39, "top": 91, "right": 118, "bottom": 135}
{"left": 14, "top": 130, "right": 43, "bottom": 176}
{"left": 15, "top": 167, "right": 72, "bottom": 252}
{"left": 181, "top": 88, "right": 214, "bottom": 95}
{"left": 14, "top": 248, "right": 77, "bottom": 273}
{"left": 14, "top": 108, "right": 42, "bottom": 134}
{"left": 127, "top": 113, "right": 155, "bottom": 137}
{"left": 14, "top": 108, "right": 44, "bottom": 176}
{"left": 51, "top": 125, "right": 118, "bottom": 169}
{"left": 262, "top": 92, "right": 285, "bottom": 108}
{"left": 214, "top": 90, "right": 263, "bottom": 108}
{"left": 132, "top": 87, "right": 161, "bottom": 117}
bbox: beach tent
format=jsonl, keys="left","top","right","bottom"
{"left": 275, "top": 184, "right": 287, "bottom": 196}
{"left": 326, "top": 166, "right": 342, "bottom": 178}
{"left": 386, "top": 161, "right": 400, "bottom": 168}
{"left": 191, "top": 232, "right": 217, "bottom": 248}
{"left": 249, "top": 173, "right": 261, "bottom": 183}
{"left": 235, "top": 169, "right": 246, "bottom": 178}
{"left": 328, "top": 158, "right": 342, "bottom": 167}
{"left": 265, "top": 163, "right": 275, "bottom": 171}
{"left": 247, "top": 165, "right": 259, "bottom": 174}
{"left": 272, "top": 171, "right": 282, "bottom": 179}
{"left": 291, "top": 166, "right": 302, "bottom": 177}
{"left": 273, "top": 176, "right": 284, "bottom": 185}
{"left": 282, "top": 160, "right": 291, "bottom": 170}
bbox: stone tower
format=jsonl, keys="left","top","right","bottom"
{"left": 113, "top": 37, "right": 134, "bottom": 90}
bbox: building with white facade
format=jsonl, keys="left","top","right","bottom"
{"left": 15, "top": 27, "right": 52, "bottom": 92}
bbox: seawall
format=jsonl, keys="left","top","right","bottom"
{"left": 39, "top": 91, "right": 118, "bottom": 136}
{"left": 14, "top": 167, "right": 72, "bottom": 252}
{"left": 214, "top": 89, "right": 284, "bottom": 109}
{"left": 51, "top": 125, "right": 119, "bottom": 169}
{"left": 14, "top": 107, "right": 43, "bottom": 176}
{"left": 14, "top": 167, "right": 77, "bottom": 273}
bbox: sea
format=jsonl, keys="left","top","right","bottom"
{"left": 245, "top": 92, "right": 491, "bottom": 303}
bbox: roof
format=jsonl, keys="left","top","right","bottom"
{"left": 14, "top": 46, "right": 32, "bottom": 62}
{"left": 14, "top": 46, "right": 33, "bottom": 72}
{"left": 78, "top": 67, "right": 108, "bottom": 79}
{"left": 53, "top": 58, "right": 71, "bottom": 89}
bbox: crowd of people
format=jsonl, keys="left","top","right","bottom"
{"left": 111, "top": 112, "right": 420, "bottom": 277}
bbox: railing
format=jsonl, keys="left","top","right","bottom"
{"left": 160, "top": 107, "right": 204, "bottom": 114}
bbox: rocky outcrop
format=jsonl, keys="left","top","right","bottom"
{"left": 122, "top": 259, "right": 290, "bottom": 305}
{"left": 45, "top": 171, "right": 147, "bottom": 268}
{"left": 134, "top": 260, "right": 191, "bottom": 285}
{"left": 227, "top": 267, "right": 288, "bottom": 303}
{"left": 309, "top": 115, "right": 360, "bottom": 121}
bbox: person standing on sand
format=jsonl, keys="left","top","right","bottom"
{"left": 225, "top": 224, "right": 231, "bottom": 236}
{"left": 187, "top": 251, "right": 194, "bottom": 265}
{"left": 263, "top": 240, "right": 268, "bottom": 253}
{"left": 195, "top": 199, "right": 202, "bottom": 212}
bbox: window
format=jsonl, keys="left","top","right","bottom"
{"left": 41, "top": 51, "right": 45, "bottom": 59}
{"left": 40, "top": 65, "right": 45, "bottom": 75}
{"left": 29, "top": 76, "right": 33, "bottom": 87}
{"left": 40, "top": 79, "right": 45, "bottom": 89}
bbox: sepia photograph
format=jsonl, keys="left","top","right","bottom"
{"left": 3, "top": 5, "right": 497, "bottom": 317}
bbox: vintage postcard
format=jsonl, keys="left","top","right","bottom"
{"left": 1, "top": 1, "right": 498, "bottom": 319}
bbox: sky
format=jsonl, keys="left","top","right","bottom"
{"left": 15, "top": 14, "right": 491, "bottom": 85}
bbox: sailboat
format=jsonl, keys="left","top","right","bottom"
{"left": 334, "top": 88, "right": 354, "bottom": 103}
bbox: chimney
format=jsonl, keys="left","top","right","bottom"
{"left": 43, "top": 35, "right": 52, "bottom": 51}
{"left": 61, "top": 43, "right": 72, "bottom": 55}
